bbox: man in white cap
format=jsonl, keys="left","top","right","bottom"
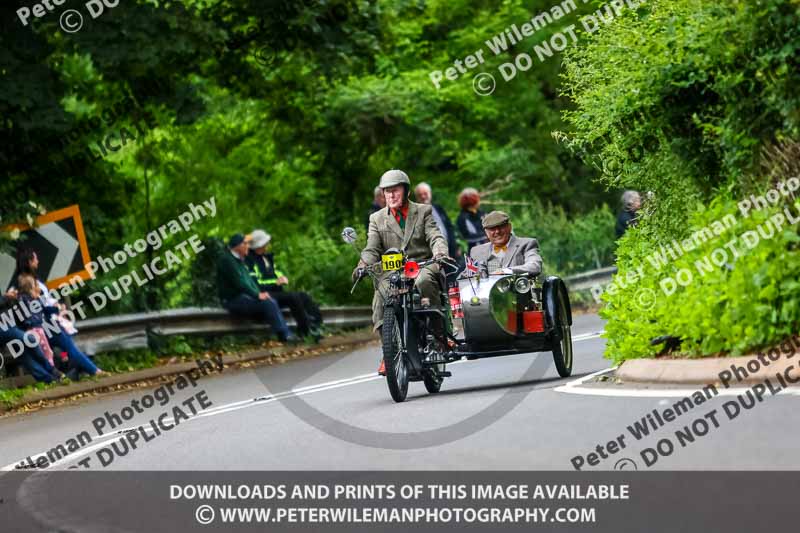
{"left": 246, "top": 229, "right": 323, "bottom": 340}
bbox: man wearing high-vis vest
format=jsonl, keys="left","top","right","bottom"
{"left": 246, "top": 230, "right": 323, "bottom": 341}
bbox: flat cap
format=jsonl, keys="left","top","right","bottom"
{"left": 228, "top": 233, "right": 248, "bottom": 248}
{"left": 482, "top": 210, "right": 510, "bottom": 229}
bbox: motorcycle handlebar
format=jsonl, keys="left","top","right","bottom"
{"left": 413, "top": 256, "right": 456, "bottom": 268}
{"left": 351, "top": 256, "right": 455, "bottom": 291}
{"left": 360, "top": 256, "right": 454, "bottom": 270}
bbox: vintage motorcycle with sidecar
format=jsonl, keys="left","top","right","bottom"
{"left": 342, "top": 227, "right": 573, "bottom": 403}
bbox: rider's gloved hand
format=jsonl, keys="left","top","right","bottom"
{"left": 433, "top": 253, "right": 452, "bottom": 262}
{"left": 352, "top": 266, "right": 365, "bottom": 283}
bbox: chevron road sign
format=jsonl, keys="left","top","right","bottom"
{"left": 1, "top": 205, "right": 91, "bottom": 291}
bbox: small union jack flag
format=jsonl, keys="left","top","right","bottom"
{"left": 465, "top": 255, "right": 479, "bottom": 273}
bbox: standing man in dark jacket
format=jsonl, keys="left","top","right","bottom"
{"left": 217, "top": 234, "right": 295, "bottom": 343}
{"left": 245, "top": 230, "right": 323, "bottom": 341}
{"left": 414, "top": 182, "right": 460, "bottom": 259}
{"left": 365, "top": 186, "right": 386, "bottom": 229}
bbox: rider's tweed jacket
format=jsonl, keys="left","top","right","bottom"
{"left": 470, "top": 235, "right": 543, "bottom": 275}
{"left": 361, "top": 201, "right": 448, "bottom": 268}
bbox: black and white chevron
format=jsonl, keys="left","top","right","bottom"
{"left": 1, "top": 218, "right": 82, "bottom": 290}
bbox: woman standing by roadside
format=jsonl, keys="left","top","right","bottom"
{"left": 615, "top": 190, "right": 642, "bottom": 239}
{"left": 456, "top": 187, "right": 489, "bottom": 254}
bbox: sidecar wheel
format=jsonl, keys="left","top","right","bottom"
{"left": 382, "top": 311, "right": 409, "bottom": 402}
{"left": 551, "top": 284, "right": 573, "bottom": 378}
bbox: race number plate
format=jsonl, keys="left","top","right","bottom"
{"left": 381, "top": 253, "right": 403, "bottom": 271}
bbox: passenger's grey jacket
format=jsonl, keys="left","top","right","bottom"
{"left": 469, "top": 235, "right": 542, "bottom": 275}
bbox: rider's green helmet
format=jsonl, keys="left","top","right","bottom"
{"left": 379, "top": 169, "right": 411, "bottom": 189}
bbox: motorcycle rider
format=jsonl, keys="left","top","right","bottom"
{"left": 469, "top": 211, "right": 542, "bottom": 275}
{"left": 354, "top": 169, "right": 450, "bottom": 373}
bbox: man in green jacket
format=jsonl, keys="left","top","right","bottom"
{"left": 217, "top": 234, "right": 295, "bottom": 342}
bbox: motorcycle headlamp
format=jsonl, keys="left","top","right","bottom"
{"left": 514, "top": 277, "right": 531, "bottom": 294}
{"left": 496, "top": 277, "right": 512, "bottom": 293}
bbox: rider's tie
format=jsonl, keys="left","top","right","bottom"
{"left": 392, "top": 208, "right": 406, "bottom": 230}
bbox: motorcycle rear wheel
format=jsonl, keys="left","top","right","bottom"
{"left": 423, "top": 373, "right": 442, "bottom": 393}
{"left": 382, "top": 311, "right": 409, "bottom": 402}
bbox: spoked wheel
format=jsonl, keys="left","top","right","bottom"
{"left": 423, "top": 315, "right": 446, "bottom": 394}
{"left": 552, "top": 287, "right": 573, "bottom": 377}
{"left": 423, "top": 371, "right": 443, "bottom": 393}
{"left": 382, "top": 311, "right": 409, "bottom": 402}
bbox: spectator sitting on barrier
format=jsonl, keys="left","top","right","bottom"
{"left": 16, "top": 274, "right": 58, "bottom": 367}
{"left": 14, "top": 249, "right": 101, "bottom": 380}
{"left": 16, "top": 249, "right": 78, "bottom": 335}
{"left": 0, "top": 288, "right": 63, "bottom": 383}
{"left": 217, "top": 233, "right": 298, "bottom": 343}
{"left": 245, "top": 229, "right": 323, "bottom": 342}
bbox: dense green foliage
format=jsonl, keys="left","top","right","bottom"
{"left": 1, "top": 0, "right": 618, "bottom": 313}
{"left": 561, "top": 0, "right": 800, "bottom": 359}
{"left": 604, "top": 196, "right": 800, "bottom": 362}
{"left": 6, "top": 0, "right": 796, "bottom": 364}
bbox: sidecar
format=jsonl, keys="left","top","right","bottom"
{"left": 447, "top": 272, "right": 573, "bottom": 377}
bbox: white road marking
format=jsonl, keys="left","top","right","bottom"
{"left": 1, "top": 330, "right": 605, "bottom": 472}
{"left": 571, "top": 331, "right": 603, "bottom": 342}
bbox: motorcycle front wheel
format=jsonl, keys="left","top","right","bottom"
{"left": 382, "top": 310, "right": 409, "bottom": 402}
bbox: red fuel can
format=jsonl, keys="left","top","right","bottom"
{"left": 522, "top": 310, "right": 545, "bottom": 333}
{"left": 448, "top": 286, "right": 463, "bottom": 318}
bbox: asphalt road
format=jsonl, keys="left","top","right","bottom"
{"left": 1, "top": 312, "right": 798, "bottom": 472}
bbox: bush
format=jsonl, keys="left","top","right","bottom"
{"left": 601, "top": 194, "right": 800, "bottom": 363}
{"left": 560, "top": 0, "right": 800, "bottom": 360}
{"left": 560, "top": 0, "right": 800, "bottom": 240}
